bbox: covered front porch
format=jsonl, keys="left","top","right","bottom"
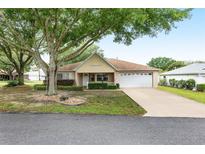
{"left": 76, "top": 73, "right": 115, "bottom": 86}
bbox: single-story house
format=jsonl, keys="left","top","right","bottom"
{"left": 161, "top": 63, "right": 205, "bottom": 84}
{"left": 57, "top": 53, "right": 159, "bottom": 88}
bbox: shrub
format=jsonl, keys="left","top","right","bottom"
{"left": 88, "top": 82, "right": 108, "bottom": 89}
{"left": 107, "top": 85, "right": 118, "bottom": 89}
{"left": 186, "top": 79, "right": 196, "bottom": 90}
{"left": 43, "top": 80, "right": 74, "bottom": 86}
{"left": 196, "top": 84, "right": 205, "bottom": 92}
{"left": 33, "top": 84, "right": 83, "bottom": 91}
{"left": 88, "top": 82, "right": 119, "bottom": 89}
{"left": 177, "top": 80, "right": 186, "bottom": 89}
{"left": 6, "top": 80, "right": 19, "bottom": 87}
{"left": 33, "top": 84, "right": 46, "bottom": 90}
{"left": 169, "top": 79, "right": 176, "bottom": 87}
{"left": 57, "top": 80, "right": 74, "bottom": 86}
{"left": 159, "top": 79, "right": 167, "bottom": 86}
{"left": 174, "top": 80, "right": 179, "bottom": 88}
{"left": 57, "top": 86, "right": 83, "bottom": 91}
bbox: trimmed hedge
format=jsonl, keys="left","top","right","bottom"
{"left": 88, "top": 82, "right": 119, "bottom": 89}
{"left": 33, "top": 84, "right": 83, "bottom": 91}
{"left": 57, "top": 86, "right": 83, "bottom": 91}
{"left": 107, "top": 85, "right": 118, "bottom": 89}
{"left": 88, "top": 82, "right": 108, "bottom": 89}
{"left": 43, "top": 80, "right": 74, "bottom": 86}
{"left": 196, "top": 84, "right": 205, "bottom": 92}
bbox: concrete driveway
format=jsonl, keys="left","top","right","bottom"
{"left": 122, "top": 88, "right": 205, "bottom": 118}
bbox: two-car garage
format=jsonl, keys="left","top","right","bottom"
{"left": 118, "top": 72, "right": 153, "bottom": 88}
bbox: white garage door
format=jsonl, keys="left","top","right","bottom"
{"left": 118, "top": 72, "right": 153, "bottom": 88}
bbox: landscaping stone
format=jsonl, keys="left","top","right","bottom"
{"left": 59, "top": 96, "right": 86, "bottom": 106}
{"left": 33, "top": 92, "right": 86, "bottom": 105}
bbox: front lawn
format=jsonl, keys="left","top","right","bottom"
{"left": 158, "top": 86, "right": 205, "bottom": 104}
{"left": 0, "top": 81, "right": 7, "bottom": 87}
{"left": 0, "top": 86, "right": 146, "bottom": 116}
{"left": 0, "top": 80, "right": 43, "bottom": 87}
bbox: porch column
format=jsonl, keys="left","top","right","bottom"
{"left": 75, "top": 72, "right": 79, "bottom": 86}
{"left": 114, "top": 72, "right": 118, "bottom": 84}
{"left": 94, "top": 74, "right": 97, "bottom": 82}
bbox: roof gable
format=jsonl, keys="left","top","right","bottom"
{"left": 73, "top": 53, "right": 117, "bottom": 73}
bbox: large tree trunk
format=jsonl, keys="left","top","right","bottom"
{"left": 18, "top": 70, "right": 24, "bottom": 85}
{"left": 47, "top": 54, "right": 57, "bottom": 96}
{"left": 47, "top": 69, "right": 56, "bottom": 95}
{"left": 8, "top": 71, "right": 13, "bottom": 80}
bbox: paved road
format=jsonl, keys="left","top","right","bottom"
{"left": 123, "top": 88, "right": 205, "bottom": 117}
{"left": 1, "top": 113, "right": 205, "bottom": 144}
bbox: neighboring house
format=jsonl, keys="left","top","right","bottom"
{"left": 57, "top": 53, "right": 159, "bottom": 88}
{"left": 161, "top": 63, "right": 205, "bottom": 84}
{"left": 25, "top": 69, "right": 46, "bottom": 81}
{"left": 0, "top": 70, "right": 18, "bottom": 80}
{"left": 0, "top": 71, "right": 9, "bottom": 80}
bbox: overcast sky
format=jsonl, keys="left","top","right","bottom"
{"left": 97, "top": 9, "right": 205, "bottom": 65}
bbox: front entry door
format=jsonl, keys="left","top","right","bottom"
{"left": 83, "top": 74, "right": 89, "bottom": 86}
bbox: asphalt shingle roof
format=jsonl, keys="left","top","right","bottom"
{"left": 107, "top": 58, "right": 158, "bottom": 71}
{"left": 58, "top": 58, "right": 158, "bottom": 72}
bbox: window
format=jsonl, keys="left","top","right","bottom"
{"left": 89, "top": 74, "right": 95, "bottom": 82}
{"left": 57, "top": 73, "right": 63, "bottom": 80}
{"left": 63, "top": 73, "right": 69, "bottom": 79}
{"left": 97, "top": 74, "right": 108, "bottom": 81}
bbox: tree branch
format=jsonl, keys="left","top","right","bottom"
{"left": 54, "top": 9, "right": 81, "bottom": 52}
{"left": 58, "top": 39, "right": 94, "bottom": 64}
{"left": 0, "top": 36, "right": 34, "bottom": 54}
{"left": 58, "top": 24, "right": 112, "bottom": 54}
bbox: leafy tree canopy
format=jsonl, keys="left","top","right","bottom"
{"left": 167, "top": 61, "right": 186, "bottom": 71}
{"left": 147, "top": 57, "right": 189, "bottom": 71}
{"left": 147, "top": 57, "right": 176, "bottom": 71}
{"left": 0, "top": 8, "right": 192, "bottom": 95}
{"left": 0, "top": 53, "right": 14, "bottom": 73}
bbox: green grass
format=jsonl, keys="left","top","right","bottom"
{"left": 158, "top": 86, "right": 205, "bottom": 104}
{"left": 0, "top": 80, "right": 43, "bottom": 87}
{"left": 0, "top": 88, "right": 146, "bottom": 116}
{"left": 24, "top": 80, "right": 43, "bottom": 87}
{"left": 0, "top": 81, "right": 7, "bottom": 87}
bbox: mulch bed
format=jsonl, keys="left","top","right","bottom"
{"left": 33, "top": 93, "right": 86, "bottom": 105}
